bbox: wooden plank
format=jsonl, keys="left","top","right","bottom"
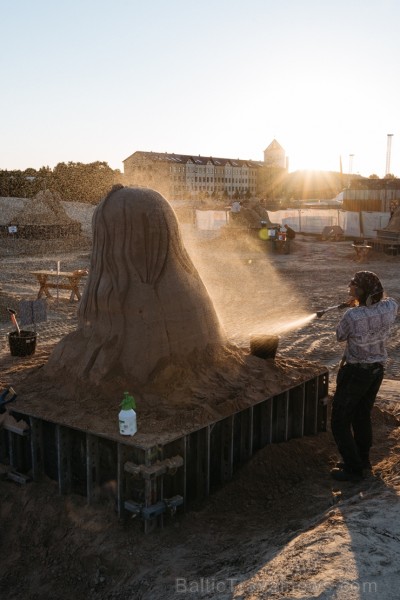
{"left": 285, "top": 391, "right": 290, "bottom": 441}
{"left": 157, "top": 446, "right": 164, "bottom": 529}
{"left": 195, "top": 429, "right": 206, "bottom": 498}
{"left": 117, "top": 443, "right": 129, "bottom": 518}
{"left": 3, "top": 421, "right": 29, "bottom": 436}
{"left": 248, "top": 406, "right": 254, "bottom": 459}
{"left": 0, "top": 430, "right": 7, "bottom": 465}
{"left": 56, "top": 425, "right": 71, "bottom": 494}
{"left": 182, "top": 436, "right": 187, "bottom": 510}
{"left": 304, "top": 379, "right": 318, "bottom": 435}
{"left": 239, "top": 408, "right": 253, "bottom": 462}
{"left": 86, "top": 433, "right": 99, "bottom": 504}
{"left": 225, "top": 416, "right": 234, "bottom": 481}
{"left": 259, "top": 400, "right": 268, "bottom": 446}
{"left": 124, "top": 455, "right": 184, "bottom": 478}
{"left": 288, "top": 384, "right": 305, "bottom": 439}
{"left": 143, "top": 448, "right": 156, "bottom": 534}
{"left": 272, "top": 393, "right": 288, "bottom": 443}
{"left": 205, "top": 426, "right": 211, "bottom": 497}
{"left": 7, "top": 431, "right": 17, "bottom": 469}
{"left": 29, "top": 417, "right": 44, "bottom": 480}
{"left": 239, "top": 411, "right": 246, "bottom": 462}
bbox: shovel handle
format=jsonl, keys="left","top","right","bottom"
{"left": 10, "top": 313, "right": 21, "bottom": 336}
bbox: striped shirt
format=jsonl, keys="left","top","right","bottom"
{"left": 336, "top": 298, "right": 398, "bottom": 364}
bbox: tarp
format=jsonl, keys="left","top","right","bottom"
{"left": 195, "top": 210, "right": 228, "bottom": 230}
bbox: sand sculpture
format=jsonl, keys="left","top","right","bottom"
{"left": 44, "top": 186, "right": 226, "bottom": 389}
{"left": 386, "top": 206, "right": 400, "bottom": 231}
{"left": 11, "top": 185, "right": 323, "bottom": 437}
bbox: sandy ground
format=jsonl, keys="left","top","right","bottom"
{"left": 1, "top": 227, "right": 400, "bottom": 599}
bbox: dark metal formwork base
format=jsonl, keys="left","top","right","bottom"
{"left": 0, "top": 369, "right": 328, "bottom": 532}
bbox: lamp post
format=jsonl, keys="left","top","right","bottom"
{"left": 386, "top": 134, "right": 393, "bottom": 176}
{"left": 348, "top": 154, "right": 354, "bottom": 187}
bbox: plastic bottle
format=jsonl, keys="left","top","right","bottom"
{"left": 119, "top": 392, "right": 137, "bottom": 436}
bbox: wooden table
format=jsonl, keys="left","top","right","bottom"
{"left": 352, "top": 244, "right": 372, "bottom": 262}
{"left": 31, "top": 270, "right": 88, "bottom": 302}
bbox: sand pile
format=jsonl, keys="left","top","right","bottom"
{"left": 13, "top": 190, "right": 78, "bottom": 226}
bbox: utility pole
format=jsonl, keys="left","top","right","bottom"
{"left": 386, "top": 134, "right": 394, "bottom": 176}
{"left": 348, "top": 154, "right": 354, "bottom": 175}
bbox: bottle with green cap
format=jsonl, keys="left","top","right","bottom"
{"left": 119, "top": 392, "right": 137, "bottom": 436}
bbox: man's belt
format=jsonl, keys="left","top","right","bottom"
{"left": 349, "top": 362, "right": 383, "bottom": 370}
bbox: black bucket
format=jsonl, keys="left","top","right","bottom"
{"left": 8, "top": 330, "right": 37, "bottom": 357}
{"left": 250, "top": 335, "right": 279, "bottom": 359}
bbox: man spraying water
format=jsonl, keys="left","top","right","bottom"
{"left": 330, "top": 271, "right": 398, "bottom": 482}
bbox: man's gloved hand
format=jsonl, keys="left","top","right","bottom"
{"left": 344, "top": 297, "right": 358, "bottom": 308}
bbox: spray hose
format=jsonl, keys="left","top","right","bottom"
{"left": 316, "top": 302, "right": 350, "bottom": 319}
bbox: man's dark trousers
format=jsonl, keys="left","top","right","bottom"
{"left": 331, "top": 363, "right": 384, "bottom": 473}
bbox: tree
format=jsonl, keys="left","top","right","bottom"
{"left": 0, "top": 162, "right": 122, "bottom": 203}
{"left": 0, "top": 169, "right": 36, "bottom": 197}
{"left": 51, "top": 162, "right": 122, "bottom": 203}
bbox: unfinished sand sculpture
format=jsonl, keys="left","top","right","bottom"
{"left": 386, "top": 206, "right": 400, "bottom": 231}
{"left": 44, "top": 186, "right": 226, "bottom": 389}
{"left": 10, "top": 185, "right": 325, "bottom": 439}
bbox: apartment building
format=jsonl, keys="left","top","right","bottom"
{"left": 123, "top": 139, "right": 287, "bottom": 200}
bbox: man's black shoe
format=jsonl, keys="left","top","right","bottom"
{"left": 330, "top": 467, "right": 363, "bottom": 482}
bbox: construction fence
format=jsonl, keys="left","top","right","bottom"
{"left": 195, "top": 209, "right": 391, "bottom": 239}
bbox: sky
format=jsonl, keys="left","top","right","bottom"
{"left": 1, "top": 0, "right": 399, "bottom": 177}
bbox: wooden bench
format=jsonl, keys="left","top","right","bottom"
{"left": 31, "top": 270, "right": 88, "bottom": 302}
{"left": 372, "top": 239, "right": 400, "bottom": 256}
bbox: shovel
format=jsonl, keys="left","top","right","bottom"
{"left": 0, "top": 387, "right": 17, "bottom": 415}
{"left": 7, "top": 307, "right": 21, "bottom": 336}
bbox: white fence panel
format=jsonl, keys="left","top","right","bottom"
{"left": 267, "top": 209, "right": 341, "bottom": 234}
{"left": 338, "top": 211, "right": 361, "bottom": 237}
{"left": 361, "top": 212, "right": 391, "bottom": 238}
{"left": 195, "top": 208, "right": 391, "bottom": 240}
